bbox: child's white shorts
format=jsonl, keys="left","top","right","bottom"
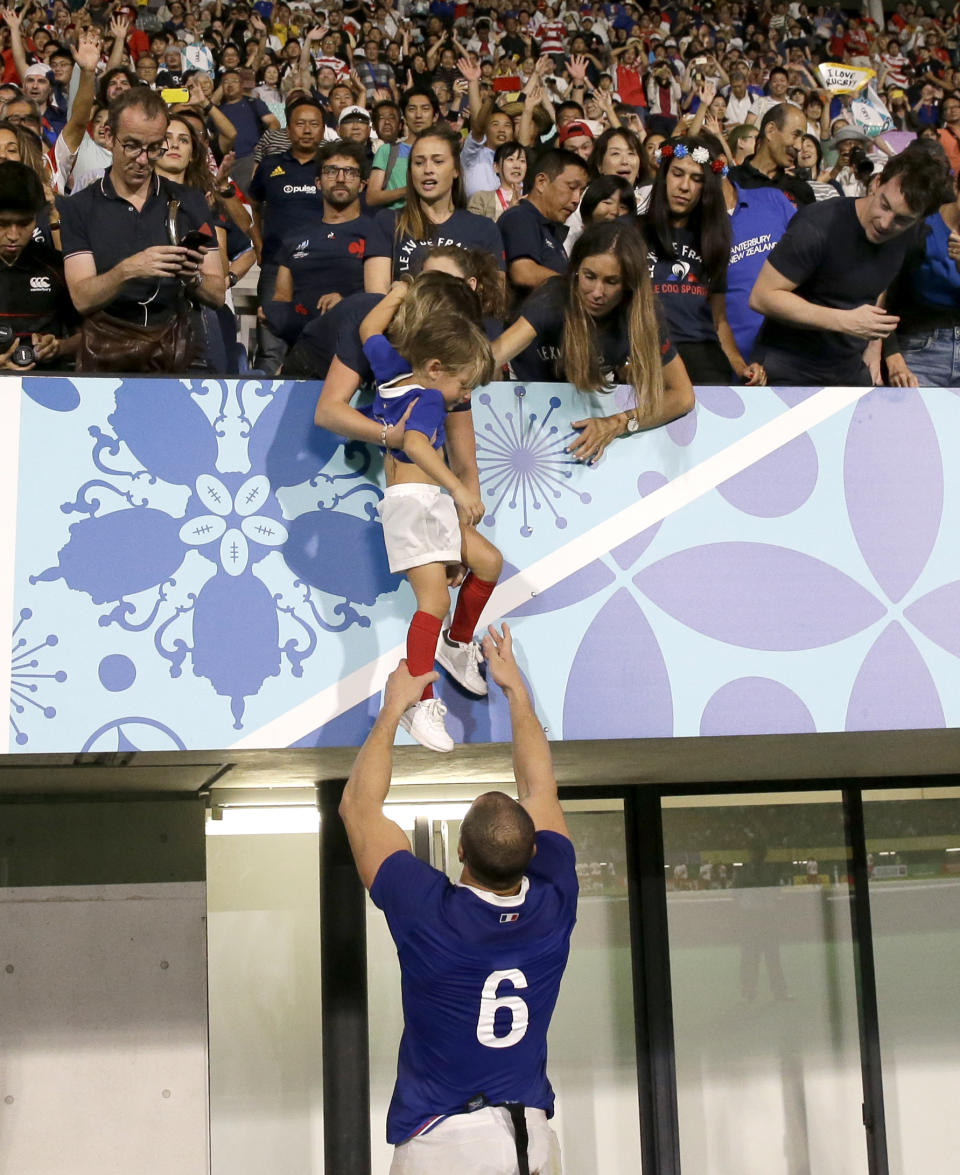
{"left": 389, "top": 1106, "right": 562, "bottom": 1175}
{"left": 378, "top": 483, "right": 463, "bottom": 573}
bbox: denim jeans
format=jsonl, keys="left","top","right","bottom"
{"left": 899, "top": 326, "right": 960, "bottom": 388}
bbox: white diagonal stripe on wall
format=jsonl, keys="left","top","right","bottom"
{"left": 232, "top": 385, "right": 871, "bottom": 749}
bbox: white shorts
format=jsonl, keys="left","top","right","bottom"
{"left": 389, "top": 1106, "right": 562, "bottom": 1175}
{"left": 378, "top": 483, "right": 463, "bottom": 574}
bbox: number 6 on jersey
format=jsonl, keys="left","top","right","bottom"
{"left": 476, "top": 968, "right": 529, "bottom": 1049}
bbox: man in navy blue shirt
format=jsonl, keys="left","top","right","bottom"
{"left": 249, "top": 97, "right": 325, "bottom": 372}
{"left": 498, "top": 149, "right": 588, "bottom": 305}
{"left": 266, "top": 140, "right": 373, "bottom": 345}
{"left": 214, "top": 68, "right": 280, "bottom": 193}
{"left": 340, "top": 625, "right": 576, "bottom": 1175}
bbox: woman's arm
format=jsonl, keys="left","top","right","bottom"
{"left": 444, "top": 407, "right": 481, "bottom": 496}
{"left": 711, "top": 292, "right": 766, "bottom": 384}
{"left": 364, "top": 254, "right": 394, "bottom": 294}
{"left": 491, "top": 316, "right": 537, "bottom": 368}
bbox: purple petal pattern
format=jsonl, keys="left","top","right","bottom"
{"left": 696, "top": 385, "right": 745, "bottom": 418}
{"left": 717, "top": 433, "right": 818, "bottom": 517}
{"left": 904, "top": 580, "right": 960, "bottom": 658}
{"left": 611, "top": 472, "right": 669, "bottom": 569}
{"left": 700, "top": 677, "right": 816, "bottom": 736}
{"left": 508, "top": 559, "right": 615, "bottom": 617}
{"left": 846, "top": 621, "right": 944, "bottom": 731}
{"left": 844, "top": 389, "right": 943, "bottom": 603}
{"left": 562, "top": 588, "right": 673, "bottom": 738}
{"left": 666, "top": 409, "right": 697, "bottom": 447}
{"left": 635, "top": 542, "right": 886, "bottom": 650}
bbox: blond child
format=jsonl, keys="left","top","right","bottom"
{"left": 360, "top": 279, "right": 502, "bottom": 752}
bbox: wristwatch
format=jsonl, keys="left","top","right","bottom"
{"left": 227, "top": 270, "right": 239, "bottom": 288}
{"left": 624, "top": 413, "right": 641, "bottom": 434}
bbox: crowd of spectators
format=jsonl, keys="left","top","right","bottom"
{"left": 1, "top": 0, "right": 959, "bottom": 420}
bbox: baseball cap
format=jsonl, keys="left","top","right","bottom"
{"left": 833, "top": 125, "right": 870, "bottom": 144}
{"left": 24, "top": 63, "right": 52, "bottom": 79}
{"left": 339, "top": 104, "right": 372, "bottom": 124}
{"left": 558, "top": 119, "right": 594, "bottom": 145}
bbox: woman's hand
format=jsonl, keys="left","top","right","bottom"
{"left": 568, "top": 415, "right": 623, "bottom": 464}
{"left": 740, "top": 361, "right": 767, "bottom": 386}
{"left": 31, "top": 333, "right": 59, "bottom": 363}
{"left": 885, "top": 353, "right": 919, "bottom": 388}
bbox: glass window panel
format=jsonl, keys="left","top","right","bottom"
{"left": 206, "top": 822, "right": 324, "bottom": 1175}
{"left": 862, "top": 787, "right": 960, "bottom": 1174}
{"left": 366, "top": 801, "right": 641, "bottom": 1173}
{"left": 662, "top": 792, "right": 865, "bottom": 1175}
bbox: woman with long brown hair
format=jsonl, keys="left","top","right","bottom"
{"left": 493, "top": 220, "right": 694, "bottom": 463}
{"left": 363, "top": 125, "right": 505, "bottom": 291}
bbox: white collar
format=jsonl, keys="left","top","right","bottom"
{"left": 378, "top": 377, "right": 424, "bottom": 400}
{"left": 455, "top": 876, "right": 529, "bottom": 907}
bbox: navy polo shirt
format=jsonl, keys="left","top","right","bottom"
{"left": 365, "top": 208, "right": 505, "bottom": 279}
{"left": 278, "top": 214, "right": 372, "bottom": 308}
{"left": 249, "top": 151, "right": 324, "bottom": 267}
{"left": 60, "top": 169, "right": 215, "bottom": 325}
{"left": 498, "top": 199, "right": 569, "bottom": 277}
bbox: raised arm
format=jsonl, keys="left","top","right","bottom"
{"left": 458, "top": 55, "right": 487, "bottom": 140}
{"left": 107, "top": 13, "right": 131, "bottom": 71}
{"left": 482, "top": 623, "right": 569, "bottom": 838}
{"left": 339, "top": 660, "right": 438, "bottom": 890}
{"left": 61, "top": 28, "right": 101, "bottom": 155}
{"left": 0, "top": 7, "right": 29, "bottom": 84}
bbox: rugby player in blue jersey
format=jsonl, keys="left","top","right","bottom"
{"left": 340, "top": 623, "right": 577, "bottom": 1175}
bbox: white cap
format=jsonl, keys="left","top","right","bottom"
{"left": 338, "top": 104, "right": 371, "bottom": 124}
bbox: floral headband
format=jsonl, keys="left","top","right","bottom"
{"left": 655, "top": 141, "right": 729, "bottom": 177}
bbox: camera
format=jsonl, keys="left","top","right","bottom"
{"left": 12, "top": 342, "right": 35, "bottom": 368}
{"left": 0, "top": 325, "right": 33, "bottom": 365}
{"left": 848, "top": 144, "right": 873, "bottom": 181}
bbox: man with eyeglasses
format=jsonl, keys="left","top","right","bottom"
{"left": 60, "top": 87, "right": 224, "bottom": 366}
{"left": 265, "top": 140, "right": 373, "bottom": 345}
{"left": 248, "top": 95, "right": 326, "bottom": 373}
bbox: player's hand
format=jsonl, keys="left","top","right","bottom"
{"left": 316, "top": 292, "right": 342, "bottom": 314}
{"left": 841, "top": 303, "right": 900, "bottom": 340}
{"left": 453, "top": 486, "right": 485, "bottom": 526}
{"left": 482, "top": 623, "right": 524, "bottom": 692}
{"left": 741, "top": 361, "right": 767, "bottom": 386}
{"left": 31, "top": 333, "right": 59, "bottom": 362}
{"left": 382, "top": 658, "right": 438, "bottom": 717}
{"left": 568, "top": 415, "right": 621, "bottom": 464}
{"left": 885, "top": 354, "right": 919, "bottom": 387}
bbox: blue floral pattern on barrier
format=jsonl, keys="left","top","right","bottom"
{"left": 10, "top": 379, "right": 960, "bottom": 751}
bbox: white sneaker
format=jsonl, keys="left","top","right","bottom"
{"left": 399, "top": 698, "right": 454, "bottom": 753}
{"left": 436, "top": 630, "right": 488, "bottom": 695}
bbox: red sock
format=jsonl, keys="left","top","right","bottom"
{"left": 449, "top": 573, "right": 497, "bottom": 644}
{"left": 407, "top": 611, "right": 442, "bottom": 700}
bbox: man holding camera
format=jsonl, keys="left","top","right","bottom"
{"left": 0, "top": 161, "right": 79, "bottom": 371}
{"left": 60, "top": 87, "right": 223, "bottom": 373}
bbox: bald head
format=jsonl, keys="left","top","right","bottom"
{"left": 459, "top": 792, "right": 536, "bottom": 891}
